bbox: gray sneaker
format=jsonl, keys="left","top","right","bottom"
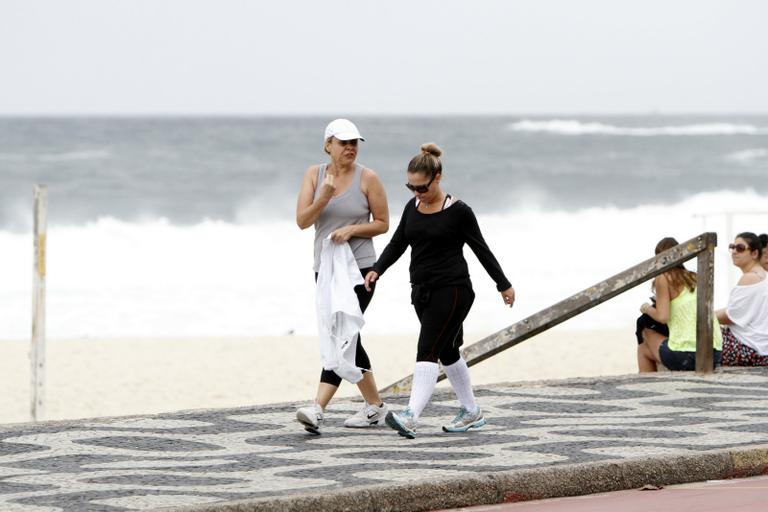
{"left": 296, "top": 403, "right": 324, "bottom": 434}
{"left": 344, "top": 402, "right": 388, "bottom": 428}
{"left": 385, "top": 408, "right": 417, "bottom": 439}
{"left": 442, "top": 406, "right": 486, "bottom": 433}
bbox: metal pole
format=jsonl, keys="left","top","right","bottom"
{"left": 695, "top": 233, "right": 716, "bottom": 374}
{"left": 726, "top": 212, "right": 734, "bottom": 293}
{"left": 31, "top": 185, "right": 48, "bottom": 421}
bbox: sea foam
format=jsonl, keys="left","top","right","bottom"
{"left": 725, "top": 148, "right": 768, "bottom": 164}
{"left": 509, "top": 120, "right": 768, "bottom": 136}
{"left": 1, "top": 190, "right": 766, "bottom": 340}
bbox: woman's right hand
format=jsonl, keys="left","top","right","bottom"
{"left": 296, "top": 165, "right": 334, "bottom": 229}
{"left": 364, "top": 270, "right": 379, "bottom": 292}
{"left": 318, "top": 173, "right": 335, "bottom": 202}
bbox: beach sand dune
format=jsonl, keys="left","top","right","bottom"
{"left": 0, "top": 326, "right": 637, "bottom": 425}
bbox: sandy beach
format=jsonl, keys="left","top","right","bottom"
{"left": 0, "top": 325, "right": 638, "bottom": 425}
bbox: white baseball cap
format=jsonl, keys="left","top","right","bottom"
{"left": 324, "top": 118, "right": 365, "bottom": 141}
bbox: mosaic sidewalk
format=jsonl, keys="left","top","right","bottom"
{"left": 1, "top": 369, "right": 768, "bottom": 511}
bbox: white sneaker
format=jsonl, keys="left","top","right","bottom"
{"left": 296, "top": 403, "right": 324, "bottom": 434}
{"left": 344, "top": 402, "right": 388, "bottom": 428}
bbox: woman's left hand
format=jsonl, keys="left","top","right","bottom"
{"left": 330, "top": 226, "right": 356, "bottom": 243}
{"left": 500, "top": 287, "right": 515, "bottom": 308}
{"left": 364, "top": 271, "right": 379, "bottom": 292}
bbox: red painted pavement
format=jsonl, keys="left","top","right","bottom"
{"left": 440, "top": 475, "right": 768, "bottom": 512}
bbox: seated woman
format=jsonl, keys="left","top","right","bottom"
{"left": 717, "top": 232, "right": 768, "bottom": 366}
{"left": 637, "top": 237, "right": 722, "bottom": 372}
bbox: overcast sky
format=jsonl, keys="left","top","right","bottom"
{"left": 2, "top": 0, "right": 766, "bottom": 115}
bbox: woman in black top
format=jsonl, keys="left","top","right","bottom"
{"left": 364, "top": 143, "right": 515, "bottom": 439}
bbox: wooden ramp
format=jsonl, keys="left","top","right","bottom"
{"left": 380, "top": 232, "right": 717, "bottom": 394}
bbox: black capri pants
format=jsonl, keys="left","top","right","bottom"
{"left": 316, "top": 267, "right": 375, "bottom": 386}
{"left": 412, "top": 285, "right": 475, "bottom": 366}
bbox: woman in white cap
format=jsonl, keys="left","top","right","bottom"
{"left": 294, "top": 119, "right": 390, "bottom": 433}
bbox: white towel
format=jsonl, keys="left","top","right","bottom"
{"left": 315, "top": 238, "right": 365, "bottom": 383}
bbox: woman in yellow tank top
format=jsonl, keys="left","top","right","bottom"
{"left": 637, "top": 237, "right": 723, "bottom": 372}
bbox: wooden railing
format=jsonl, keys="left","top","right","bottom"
{"left": 381, "top": 232, "right": 717, "bottom": 394}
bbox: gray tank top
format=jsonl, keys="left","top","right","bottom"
{"left": 313, "top": 163, "right": 377, "bottom": 272}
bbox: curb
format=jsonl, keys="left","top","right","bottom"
{"left": 164, "top": 445, "right": 768, "bottom": 512}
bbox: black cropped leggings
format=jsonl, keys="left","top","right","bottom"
{"left": 413, "top": 285, "right": 475, "bottom": 366}
{"left": 316, "top": 267, "right": 374, "bottom": 387}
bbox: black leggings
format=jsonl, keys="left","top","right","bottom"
{"left": 316, "top": 267, "right": 375, "bottom": 387}
{"left": 413, "top": 285, "right": 474, "bottom": 365}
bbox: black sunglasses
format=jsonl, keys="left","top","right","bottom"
{"left": 728, "top": 243, "right": 751, "bottom": 253}
{"left": 405, "top": 174, "right": 436, "bottom": 193}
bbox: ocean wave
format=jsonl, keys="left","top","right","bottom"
{"left": 0, "top": 153, "right": 28, "bottom": 162}
{"left": 36, "top": 149, "right": 113, "bottom": 162}
{"left": 725, "top": 148, "right": 768, "bottom": 164}
{"left": 1, "top": 190, "right": 767, "bottom": 339}
{"left": 509, "top": 120, "right": 768, "bottom": 136}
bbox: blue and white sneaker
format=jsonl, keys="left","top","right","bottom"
{"left": 442, "top": 406, "right": 486, "bottom": 433}
{"left": 385, "top": 408, "right": 417, "bottom": 439}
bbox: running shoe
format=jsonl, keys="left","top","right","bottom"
{"left": 385, "top": 408, "right": 417, "bottom": 439}
{"left": 296, "top": 403, "right": 324, "bottom": 434}
{"left": 442, "top": 406, "right": 486, "bottom": 433}
{"left": 344, "top": 402, "right": 388, "bottom": 428}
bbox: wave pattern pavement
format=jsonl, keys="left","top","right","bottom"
{"left": 1, "top": 369, "right": 768, "bottom": 511}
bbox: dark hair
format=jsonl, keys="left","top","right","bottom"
{"left": 759, "top": 233, "right": 768, "bottom": 250}
{"left": 653, "top": 236, "right": 697, "bottom": 294}
{"left": 735, "top": 232, "right": 763, "bottom": 259}
{"left": 407, "top": 142, "right": 443, "bottom": 178}
{"left": 655, "top": 237, "right": 678, "bottom": 255}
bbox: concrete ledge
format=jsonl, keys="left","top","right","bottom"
{"left": 166, "top": 444, "right": 768, "bottom": 512}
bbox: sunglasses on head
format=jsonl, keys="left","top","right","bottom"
{"left": 405, "top": 174, "right": 436, "bottom": 193}
{"left": 728, "top": 243, "right": 751, "bottom": 253}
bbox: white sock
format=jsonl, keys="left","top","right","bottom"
{"left": 443, "top": 357, "right": 477, "bottom": 411}
{"left": 408, "top": 361, "right": 440, "bottom": 420}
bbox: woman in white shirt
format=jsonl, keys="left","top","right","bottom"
{"left": 717, "top": 232, "right": 768, "bottom": 366}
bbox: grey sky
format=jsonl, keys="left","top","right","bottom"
{"left": 2, "top": 0, "right": 766, "bottom": 115}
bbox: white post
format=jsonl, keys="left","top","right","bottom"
{"left": 31, "top": 185, "right": 48, "bottom": 422}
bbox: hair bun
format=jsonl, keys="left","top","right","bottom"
{"left": 420, "top": 142, "right": 442, "bottom": 158}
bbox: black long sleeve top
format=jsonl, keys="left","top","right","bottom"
{"left": 373, "top": 198, "right": 512, "bottom": 292}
